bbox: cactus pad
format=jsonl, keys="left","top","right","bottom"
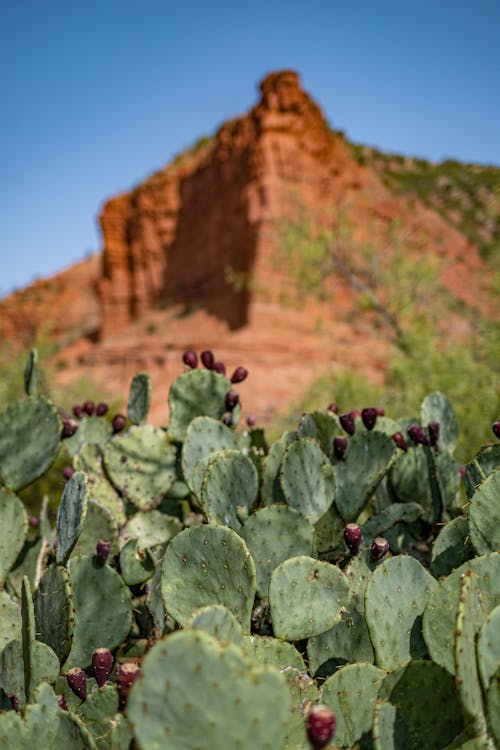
{"left": 71, "top": 499, "right": 119, "bottom": 559}
{"left": 200, "top": 449, "right": 258, "bottom": 530}
{"left": 465, "top": 445, "right": 500, "bottom": 499}
{"left": 0, "top": 590, "right": 21, "bottom": 658}
{"left": 431, "top": 516, "right": 474, "bottom": 578}
{"left": 127, "top": 630, "right": 291, "bottom": 750}
{"left": 0, "top": 490, "right": 28, "bottom": 587}
{"left": 0, "top": 638, "right": 59, "bottom": 708}
{"left": 181, "top": 416, "right": 238, "bottom": 493}
{"left": 365, "top": 555, "right": 437, "bottom": 670}
{"left": 0, "top": 396, "right": 61, "bottom": 491}
{"left": 64, "top": 416, "right": 112, "bottom": 457}
{"left": 56, "top": 471, "right": 88, "bottom": 564}
{"left": 34, "top": 564, "right": 75, "bottom": 663}
{"left": 119, "top": 538, "right": 155, "bottom": 585}
{"left": 321, "top": 662, "right": 385, "bottom": 747}
{"left": 362, "top": 502, "right": 422, "bottom": 543}
{"left": 269, "top": 556, "right": 350, "bottom": 641}
{"left": 127, "top": 372, "right": 151, "bottom": 425}
{"left": 240, "top": 505, "right": 315, "bottom": 597}
{"left": 188, "top": 604, "right": 244, "bottom": 647}
{"left": 468, "top": 469, "right": 500, "bottom": 554}
{"left": 421, "top": 391, "right": 459, "bottom": 452}
{"left": 280, "top": 438, "right": 335, "bottom": 524}
{"left": 477, "top": 604, "right": 500, "bottom": 691}
{"left": 334, "top": 431, "right": 396, "bottom": 521}
{"left": 243, "top": 635, "right": 306, "bottom": 671}
{"left": 307, "top": 606, "right": 374, "bottom": 675}
{"left": 161, "top": 525, "right": 256, "bottom": 631}
{"left": 261, "top": 431, "right": 296, "bottom": 506}
{"left": 122, "top": 509, "right": 181, "bottom": 550}
{"left": 103, "top": 425, "right": 177, "bottom": 510}
{"left": 168, "top": 369, "right": 232, "bottom": 442}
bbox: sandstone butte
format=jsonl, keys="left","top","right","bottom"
{"left": 0, "top": 70, "right": 494, "bottom": 425}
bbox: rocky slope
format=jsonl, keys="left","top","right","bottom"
{"left": 0, "top": 71, "right": 496, "bottom": 425}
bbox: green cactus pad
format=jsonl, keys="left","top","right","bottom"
{"left": 0, "top": 490, "right": 28, "bottom": 587}
{"left": 313, "top": 504, "right": 344, "bottom": 556}
{"left": 128, "top": 630, "right": 290, "bottom": 750}
{"left": 240, "top": 505, "right": 315, "bottom": 598}
{"left": 109, "top": 714, "right": 134, "bottom": 750}
{"left": 423, "top": 552, "right": 500, "bottom": 675}
{"left": 168, "top": 369, "right": 233, "bottom": 442}
{"left": 465, "top": 445, "right": 500, "bottom": 499}
{"left": 23, "top": 349, "right": 38, "bottom": 397}
{"left": 487, "top": 675, "right": 500, "bottom": 747}
{"left": 161, "top": 525, "right": 256, "bottom": 631}
{"left": 269, "top": 556, "right": 350, "bottom": 641}
{"left": 200, "top": 449, "right": 258, "bottom": 530}
{"left": 280, "top": 667, "right": 319, "bottom": 750}
{"left": 362, "top": 502, "right": 422, "bottom": 543}
{"left": 297, "top": 410, "right": 340, "bottom": 455}
{"left": 104, "top": 425, "right": 177, "bottom": 509}
{"left": 0, "top": 639, "right": 59, "bottom": 708}
{"left": 431, "top": 516, "right": 475, "bottom": 578}
{"left": 385, "top": 660, "right": 463, "bottom": 750}
{"left": 455, "top": 570, "right": 487, "bottom": 736}
{"left": 64, "top": 555, "right": 133, "bottom": 669}
{"left": 82, "top": 472, "right": 125, "bottom": 525}
{"left": 261, "top": 431, "right": 297, "bottom": 506}
{"left": 119, "top": 538, "right": 156, "bottom": 586}
{"left": 0, "top": 590, "right": 21, "bottom": 658}
{"left": 477, "top": 604, "right": 500, "bottom": 690}
{"left": 0, "top": 396, "right": 61, "bottom": 491}
{"left": 334, "top": 431, "right": 396, "bottom": 522}
{"left": 280, "top": 438, "right": 335, "bottom": 524}
{"left": 188, "top": 605, "right": 244, "bottom": 647}
{"left": 307, "top": 606, "right": 374, "bottom": 675}
{"left": 345, "top": 551, "right": 376, "bottom": 615}
{"left": 365, "top": 555, "right": 437, "bottom": 670}
{"left": 468, "top": 469, "right": 500, "bottom": 555}
{"left": 421, "top": 391, "right": 459, "bottom": 452}
{"left": 76, "top": 684, "right": 119, "bottom": 748}
{"left": 127, "top": 372, "right": 152, "bottom": 425}
{"left": 389, "top": 444, "right": 447, "bottom": 523}
{"left": 373, "top": 701, "right": 412, "bottom": 750}
{"left": 34, "top": 564, "right": 75, "bottom": 663}
{"left": 181, "top": 416, "right": 238, "bottom": 493}
{"left": 71, "top": 499, "right": 119, "bottom": 559}
{"left": 30, "top": 682, "right": 97, "bottom": 748}
{"left": 321, "top": 662, "right": 385, "bottom": 747}
{"left": 64, "top": 416, "right": 112, "bottom": 457}
{"left": 243, "top": 635, "right": 306, "bottom": 671}
{"left": 56, "top": 471, "right": 88, "bottom": 564}
{"left": 122, "top": 509, "right": 181, "bottom": 551}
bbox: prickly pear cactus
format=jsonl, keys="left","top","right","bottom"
{"left": 168, "top": 369, "right": 233, "bottom": 442}
{"left": 280, "top": 438, "right": 335, "bottom": 524}
{"left": 0, "top": 490, "right": 28, "bottom": 587}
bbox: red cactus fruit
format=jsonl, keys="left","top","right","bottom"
{"left": 92, "top": 648, "right": 113, "bottom": 687}
{"left": 327, "top": 403, "right": 339, "bottom": 414}
{"left": 231, "top": 366, "right": 248, "bottom": 383}
{"left": 213, "top": 361, "right": 226, "bottom": 375}
{"left": 407, "top": 424, "right": 429, "bottom": 446}
{"left": 428, "top": 421, "right": 440, "bottom": 447}
{"left": 459, "top": 464, "right": 466, "bottom": 481}
{"left": 493, "top": 421, "right": 500, "bottom": 439}
{"left": 67, "top": 667, "right": 87, "bottom": 701}
{"left": 83, "top": 400, "right": 95, "bottom": 416}
{"left": 339, "top": 413, "right": 356, "bottom": 436}
{"left": 225, "top": 390, "right": 240, "bottom": 411}
{"left": 112, "top": 414, "right": 126, "bottom": 433}
{"left": 371, "top": 536, "right": 389, "bottom": 562}
{"left": 96, "top": 402, "right": 109, "bottom": 417}
{"left": 246, "top": 414, "right": 257, "bottom": 427}
{"left": 73, "top": 404, "right": 85, "bottom": 419}
{"left": 344, "top": 523, "right": 362, "bottom": 555}
{"left": 57, "top": 694, "right": 68, "bottom": 710}
{"left": 306, "top": 704, "right": 336, "bottom": 749}
{"left": 361, "top": 407, "right": 378, "bottom": 431}
{"left": 391, "top": 432, "right": 408, "bottom": 451}
{"left": 9, "top": 694, "right": 19, "bottom": 711}
{"left": 63, "top": 466, "right": 74, "bottom": 480}
{"left": 28, "top": 515, "right": 39, "bottom": 529}
{"left": 182, "top": 350, "right": 198, "bottom": 369}
{"left": 333, "top": 436, "right": 348, "bottom": 461}
{"left": 117, "top": 662, "right": 140, "bottom": 707}
{"left": 61, "top": 418, "right": 78, "bottom": 438}
{"left": 96, "top": 539, "right": 111, "bottom": 565}
{"left": 221, "top": 412, "right": 233, "bottom": 427}
{"left": 376, "top": 407, "right": 385, "bottom": 416}
{"left": 201, "top": 350, "right": 215, "bottom": 369}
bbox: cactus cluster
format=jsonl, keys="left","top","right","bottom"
{"left": 0, "top": 348, "right": 499, "bottom": 749}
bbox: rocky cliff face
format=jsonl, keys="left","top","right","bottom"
{"left": 0, "top": 71, "right": 493, "bottom": 423}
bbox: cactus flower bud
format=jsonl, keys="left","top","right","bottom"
{"left": 225, "top": 390, "right": 240, "bottom": 411}
{"left": 361, "top": 407, "right": 378, "bottom": 431}
{"left": 333, "top": 436, "right": 348, "bottom": 461}
{"left": 67, "top": 667, "right": 87, "bottom": 701}
{"left": 327, "top": 403, "right": 339, "bottom": 414}
{"left": 391, "top": 432, "right": 408, "bottom": 451}
{"left": 63, "top": 466, "right": 74, "bottom": 480}
{"left": 62, "top": 418, "right": 78, "bottom": 438}
{"left": 92, "top": 648, "right": 113, "bottom": 687}
{"left": 428, "top": 421, "right": 440, "bottom": 447}
{"left": 182, "top": 350, "right": 198, "bottom": 369}
{"left": 28, "top": 515, "right": 39, "bottom": 529}
{"left": 407, "top": 424, "right": 428, "bottom": 446}
{"left": 117, "top": 662, "right": 140, "bottom": 707}
{"left": 96, "top": 402, "right": 109, "bottom": 417}
{"left": 221, "top": 412, "right": 233, "bottom": 427}
{"left": 230, "top": 366, "right": 248, "bottom": 383}
{"left": 57, "top": 694, "right": 68, "bottom": 710}
{"left": 306, "top": 704, "right": 336, "bottom": 749}
{"left": 213, "top": 361, "right": 226, "bottom": 375}
{"left": 73, "top": 404, "right": 85, "bottom": 419}
{"left": 246, "top": 414, "right": 257, "bottom": 427}
{"left": 9, "top": 694, "right": 19, "bottom": 711}
{"left": 201, "top": 350, "right": 215, "bottom": 369}
{"left": 96, "top": 539, "right": 111, "bottom": 565}
{"left": 339, "top": 412, "right": 356, "bottom": 436}
{"left": 112, "top": 414, "right": 126, "bottom": 433}
{"left": 83, "top": 400, "right": 95, "bottom": 416}
{"left": 344, "top": 523, "right": 362, "bottom": 555}
{"left": 371, "top": 536, "right": 389, "bottom": 562}
{"left": 493, "top": 421, "right": 500, "bottom": 439}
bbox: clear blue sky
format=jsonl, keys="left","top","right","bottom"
{"left": 1, "top": 0, "right": 499, "bottom": 297}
